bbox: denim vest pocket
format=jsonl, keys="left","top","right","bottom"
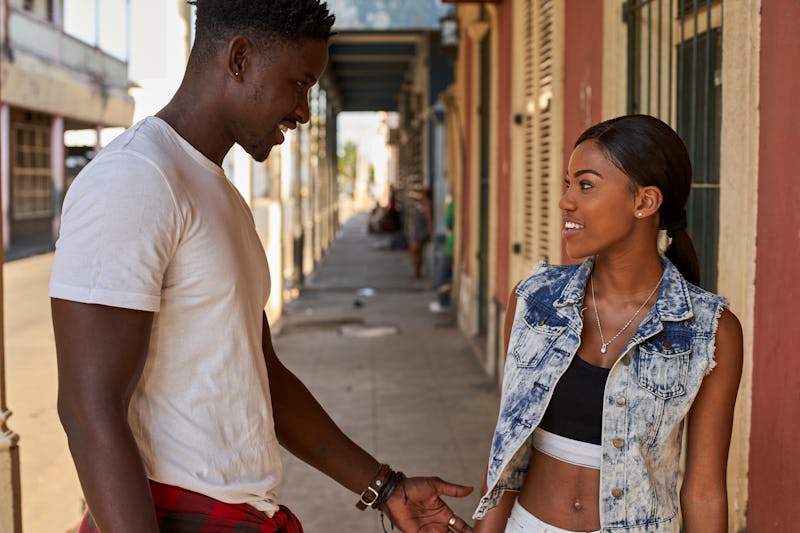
{"left": 635, "top": 337, "right": 692, "bottom": 400}
{"left": 510, "top": 311, "right": 567, "bottom": 368}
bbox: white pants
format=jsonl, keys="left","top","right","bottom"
{"left": 505, "top": 500, "right": 601, "bottom": 533}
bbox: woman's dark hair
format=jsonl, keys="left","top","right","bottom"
{"left": 189, "top": 0, "right": 335, "bottom": 63}
{"left": 574, "top": 114, "right": 701, "bottom": 286}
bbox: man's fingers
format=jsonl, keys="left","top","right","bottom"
{"left": 446, "top": 513, "right": 473, "bottom": 533}
{"left": 433, "top": 477, "right": 474, "bottom": 498}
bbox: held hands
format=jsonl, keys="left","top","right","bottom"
{"left": 381, "top": 476, "right": 474, "bottom": 533}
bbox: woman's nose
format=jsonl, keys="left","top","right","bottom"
{"left": 558, "top": 188, "right": 575, "bottom": 211}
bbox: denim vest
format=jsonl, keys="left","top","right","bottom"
{"left": 474, "top": 257, "right": 726, "bottom": 532}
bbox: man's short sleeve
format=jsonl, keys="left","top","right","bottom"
{"left": 49, "top": 153, "right": 182, "bottom": 312}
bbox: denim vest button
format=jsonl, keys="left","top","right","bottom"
{"left": 611, "top": 488, "right": 624, "bottom": 498}
{"left": 615, "top": 397, "right": 626, "bottom": 406}
{"left": 613, "top": 438, "right": 625, "bottom": 448}
{"left": 621, "top": 355, "right": 631, "bottom": 366}
{"left": 662, "top": 340, "right": 672, "bottom": 349}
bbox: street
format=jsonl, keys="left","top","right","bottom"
{"left": 3, "top": 212, "right": 501, "bottom": 533}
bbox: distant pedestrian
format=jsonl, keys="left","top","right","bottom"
{"left": 473, "top": 115, "right": 743, "bottom": 533}
{"left": 50, "top": 2, "right": 474, "bottom": 532}
{"left": 429, "top": 197, "right": 454, "bottom": 313}
{"left": 409, "top": 187, "right": 433, "bottom": 279}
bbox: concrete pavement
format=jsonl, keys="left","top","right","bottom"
{"left": 275, "top": 213, "right": 501, "bottom": 532}
{"left": 4, "top": 252, "right": 83, "bottom": 533}
{"left": 3, "top": 211, "right": 501, "bottom": 532}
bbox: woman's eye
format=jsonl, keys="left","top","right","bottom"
{"left": 563, "top": 178, "right": 571, "bottom": 189}
{"left": 579, "top": 181, "right": 593, "bottom": 190}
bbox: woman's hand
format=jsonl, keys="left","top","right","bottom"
{"left": 381, "top": 476, "right": 474, "bottom": 532}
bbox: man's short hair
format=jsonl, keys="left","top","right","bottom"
{"left": 190, "top": 0, "right": 335, "bottom": 62}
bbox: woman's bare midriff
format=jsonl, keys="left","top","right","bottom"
{"left": 517, "top": 448, "right": 601, "bottom": 532}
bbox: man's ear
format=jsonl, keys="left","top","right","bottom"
{"left": 634, "top": 185, "right": 663, "bottom": 217}
{"left": 226, "top": 36, "right": 252, "bottom": 81}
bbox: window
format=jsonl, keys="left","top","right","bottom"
{"left": 624, "top": 0, "right": 722, "bottom": 290}
{"left": 11, "top": 119, "right": 52, "bottom": 221}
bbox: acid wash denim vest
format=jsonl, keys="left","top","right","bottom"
{"left": 474, "top": 256, "right": 727, "bottom": 533}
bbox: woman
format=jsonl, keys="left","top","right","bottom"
{"left": 409, "top": 187, "right": 433, "bottom": 279}
{"left": 473, "top": 115, "right": 742, "bottom": 533}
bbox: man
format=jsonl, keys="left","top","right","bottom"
{"left": 50, "top": 2, "right": 473, "bottom": 532}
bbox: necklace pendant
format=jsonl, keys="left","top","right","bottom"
{"left": 600, "top": 343, "right": 608, "bottom": 354}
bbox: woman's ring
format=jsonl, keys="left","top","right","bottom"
{"left": 448, "top": 515, "right": 458, "bottom": 527}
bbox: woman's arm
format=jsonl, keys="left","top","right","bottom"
{"left": 473, "top": 486, "right": 517, "bottom": 533}
{"left": 681, "top": 308, "right": 743, "bottom": 533}
{"left": 474, "top": 286, "right": 520, "bottom": 532}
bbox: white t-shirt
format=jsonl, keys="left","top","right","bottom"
{"left": 50, "top": 117, "right": 282, "bottom": 515}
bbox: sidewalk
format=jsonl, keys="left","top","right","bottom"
{"left": 2, "top": 211, "right": 500, "bottom": 533}
{"left": 275, "top": 212, "right": 500, "bottom": 532}
{"left": 4, "top": 253, "right": 83, "bottom": 533}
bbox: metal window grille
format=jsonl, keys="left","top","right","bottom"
{"left": 623, "top": 0, "right": 722, "bottom": 290}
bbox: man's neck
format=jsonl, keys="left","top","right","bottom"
{"left": 156, "top": 87, "right": 233, "bottom": 167}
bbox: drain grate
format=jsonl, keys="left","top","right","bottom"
{"left": 279, "top": 317, "right": 363, "bottom": 336}
{"left": 339, "top": 324, "right": 400, "bottom": 338}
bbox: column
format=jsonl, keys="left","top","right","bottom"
{"left": 51, "top": 115, "right": 65, "bottom": 240}
{"left": 1, "top": 104, "right": 10, "bottom": 250}
{"left": 0, "top": 104, "right": 22, "bottom": 533}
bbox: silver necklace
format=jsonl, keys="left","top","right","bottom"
{"left": 590, "top": 272, "right": 663, "bottom": 354}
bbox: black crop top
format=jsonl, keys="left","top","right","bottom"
{"left": 538, "top": 355, "right": 610, "bottom": 445}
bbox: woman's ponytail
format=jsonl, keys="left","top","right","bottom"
{"left": 665, "top": 230, "right": 701, "bottom": 287}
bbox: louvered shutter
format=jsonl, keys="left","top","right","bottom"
{"left": 521, "top": 0, "right": 536, "bottom": 264}
{"left": 522, "top": 0, "right": 557, "bottom": 264}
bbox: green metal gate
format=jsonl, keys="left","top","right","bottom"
{"left": 623, "top": 0, "right": 722, "bottom": 290}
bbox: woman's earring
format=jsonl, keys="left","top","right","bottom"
{"left": 637, "top": 212, "right": 643, "bottom": 218}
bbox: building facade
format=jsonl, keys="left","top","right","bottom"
{"left": 1, "top": 0, "right": 134, "bottom": 529}
{"left": 444, "top": 0, "right": 797, "bottom": 530}
{"left": 1, "top": 0, "right": 134, "bottom": 260}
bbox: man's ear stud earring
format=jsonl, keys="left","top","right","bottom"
{"left": 234, "top": 72, "right": 240, "bottom": 77}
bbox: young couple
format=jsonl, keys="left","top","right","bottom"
{"left": 50, "top": 1, "right": 741, "bottom": 532}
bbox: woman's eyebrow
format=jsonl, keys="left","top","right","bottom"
{"left": 566, "top": 169, "right": 604, "bottom": 178}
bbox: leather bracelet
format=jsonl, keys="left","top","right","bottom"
{"left": 377, "top": 471, "right": 405, "bottom": 509}
{"left": 356, "top": 464, "right": 393, "bottom": 510}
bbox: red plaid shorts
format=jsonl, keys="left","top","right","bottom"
{"left": 78, "top": 480, "right": 303, "bottom": 533}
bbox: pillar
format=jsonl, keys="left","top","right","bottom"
{"left": 51, "top": 115, "right": 65, "bottom": 240}
{"left": 0, "top": 105, "right": 22, "bottom": 533}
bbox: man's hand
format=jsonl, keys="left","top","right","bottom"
{"left": 381, "top": 476, "right": 474, "bottom": 533}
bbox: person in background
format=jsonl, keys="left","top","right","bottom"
{"left": 430, "top": 196, "right": 454, "bottom": 313}
{"left": 409, "top": 187, "right": 433, "bottom": 279}
{"left": 50, "top": 2, "right": 474, "bottom": 532}
{"left": 473, "top": 115, "right": 743, "bottom": 533}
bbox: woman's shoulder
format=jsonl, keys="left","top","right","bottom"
{"left": 683, "top": 278, "right": 730, "bottom": 313}
{"left": 516, "top": 260, "right": 588, "bottom": 300}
